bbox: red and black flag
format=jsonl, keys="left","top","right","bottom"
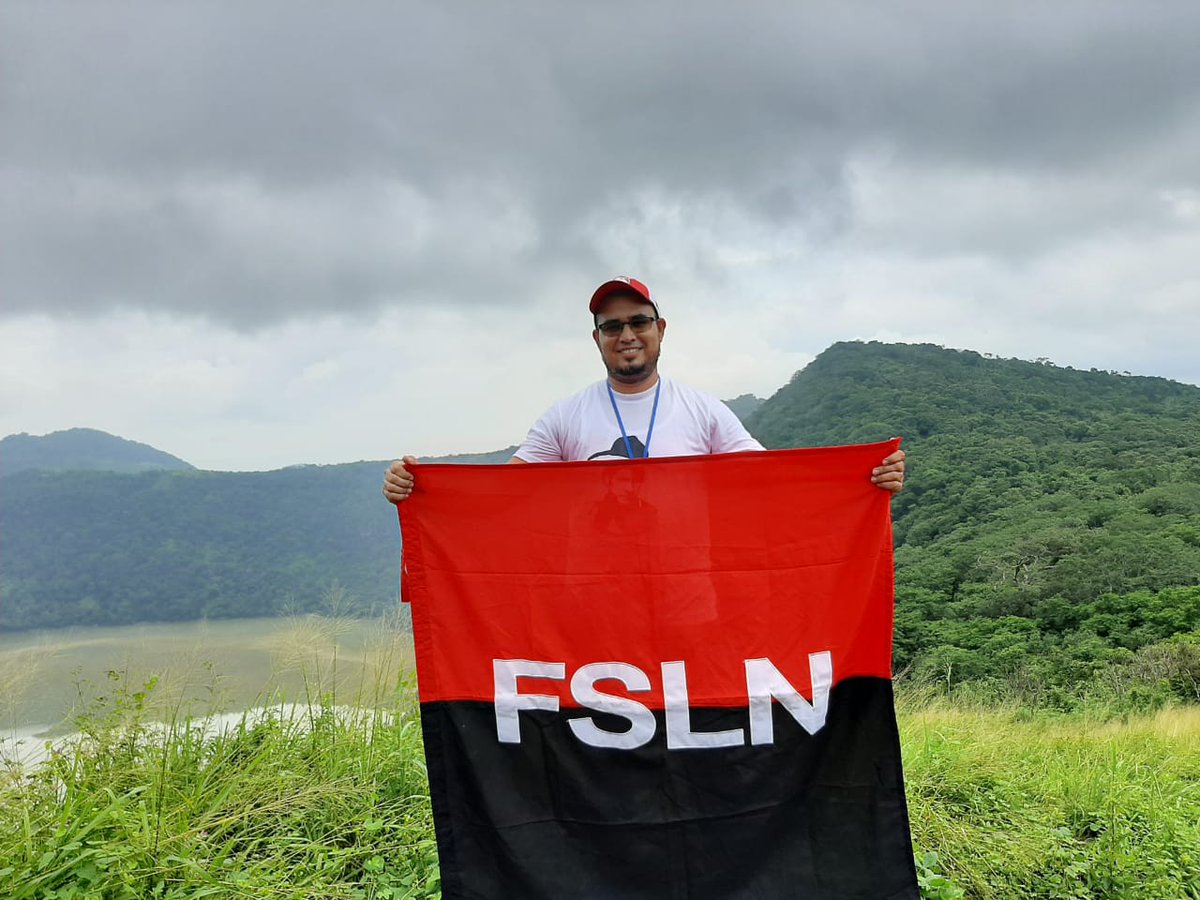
{"left": 398, "top": 440, "right": 918, "bottom": 899}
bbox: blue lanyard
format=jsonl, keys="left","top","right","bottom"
{"left": 606, "top": 379, "right": 661, "bottom": 459}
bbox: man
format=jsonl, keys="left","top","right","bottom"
{"left": 383, "top": 276, "right": 905, "bottom": 500}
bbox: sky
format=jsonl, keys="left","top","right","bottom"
{"left": 2, "top": 1, "right": 1198, "bottom": 471}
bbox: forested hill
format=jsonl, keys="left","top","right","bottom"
{"left": 749, "top": 341, "right": 1200, "bottom": 543}
{"left": 749, "top": 341, "right": 1198, "bottom": 448}
{"left": 3, "top": 343, "right": 1198, "bottom": 705}
{"left": 0, "top": 428, "right": 194, "bottom": 477}
{"left": 748, "top": 342, "right": 1200, "bottom": 704}
{"left": 0, "top": 447, "right": 514, "bottom": 631}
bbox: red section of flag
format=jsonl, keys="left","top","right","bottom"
{"left": 399, "top": 441, "right": 898, "bottom": 709}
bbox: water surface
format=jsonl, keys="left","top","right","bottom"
{"left": 0, "top": 616, "right": 414, "bottom": 741}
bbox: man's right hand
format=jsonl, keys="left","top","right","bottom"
{"left": 383, "top": 456, "right": 418, "bottom": 504}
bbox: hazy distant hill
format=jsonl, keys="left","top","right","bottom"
{"left": 723, "top": 393, "right": 763, "bottom": 422}
{"left": 0, "top": 440, "right": 518, "bottom": 629}
{"left": 0, "top": 428, "right": 194, "bottom": 477}
{"left": 3, "top": 343, "right": 1198, "bottom": 707}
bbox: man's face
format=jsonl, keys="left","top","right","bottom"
{"left": 592, "top": 294, "right": 667, "bottom": 386}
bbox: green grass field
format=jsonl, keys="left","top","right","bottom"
{"left": 901, "top": 700, "right": 1200, "bottom": 899}
{"left": 2, "top": 680, "right": 1198, "bottom": 899}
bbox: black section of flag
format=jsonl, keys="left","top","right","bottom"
{"left": 421, "top": 677, "right": 918, "bottom": 900}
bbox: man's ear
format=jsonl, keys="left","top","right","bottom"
{"left": 657, "top": 318, "right": 667, "bottom": 340}
{"left": 592, "top": 329, "right": 601, "bottom": 350}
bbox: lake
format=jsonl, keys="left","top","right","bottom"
{"left": 0, "top": 616, "right": 415, "bottom": 759}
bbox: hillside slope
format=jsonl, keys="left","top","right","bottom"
{"left": 748, "top": 341, "right": 1200, "bottom": 544}
{"left": 748, "top": 342, "right": 1200, "bottom": 700}
{"left": 0, "top": 447, "right": 516, "bottom": 631}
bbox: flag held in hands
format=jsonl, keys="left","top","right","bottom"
{"left": 398, "top": 441, "right": 918, "bottom": 899}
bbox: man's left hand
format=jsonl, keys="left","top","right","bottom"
{"left": 871, "top": 448, "right": 906, "bottom": 493}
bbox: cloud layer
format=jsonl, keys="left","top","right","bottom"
{"left": 2, "top": 1, "right": 1198, "bottom": 466}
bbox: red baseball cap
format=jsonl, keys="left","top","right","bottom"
{"left": 589, "top": 276, "right": 659, "bottom": 316}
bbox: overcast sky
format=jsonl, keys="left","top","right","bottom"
{"left": 2, "top": 1, "right": 1198, "bottom": 470}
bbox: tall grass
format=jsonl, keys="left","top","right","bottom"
{"left": 0, "top": 647, "right": 45, "bottom": 736}
{"left": 0, "top": 615, "right": 437, "bottom": 899}
{"left": 3, "top": 625, "right": 1199, "bottom": 898}
{"left": 900, "top": 695, "right": 1200, "bottom": 899}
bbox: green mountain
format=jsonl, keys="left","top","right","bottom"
{"left": 0, "top": 428, "right": 194, "bottom": 477}
{"left": 3, "top": 343, "right": 1198, "bottom": 706}
{"left": 748, "top": 342, "right": 1200, "bottom": 703}
{"left": 0, "top": 447, "right": 513, "bottom": 631}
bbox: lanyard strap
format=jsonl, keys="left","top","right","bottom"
{"left": 606, "top": 379, "right": 661, "bottom": 459}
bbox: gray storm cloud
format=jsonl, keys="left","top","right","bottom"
{"left": 2, "top": 1, "right": 1199, "bottom": 327}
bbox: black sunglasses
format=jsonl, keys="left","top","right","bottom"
{"left": 596, "top": 315, "right": 659, "bottom": 337}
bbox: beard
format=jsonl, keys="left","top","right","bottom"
{"left": 606, "top": 349, "right": 660, "bottom": 385}
{"left": 608, "top": 360, "right": 650, "bottom": 382}
{"left": 598, "top": 336, "right": 661, "bottom": 387}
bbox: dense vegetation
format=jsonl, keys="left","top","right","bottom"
{"left": 0, "top": 448, "right": 512, "bottom": 631}
{"left": 0, "top": 676, "right": 441, "bottom": 899}
{"left": 748, "top": 342, "right": 1200, "bottom": 707}
{"left": 900, "top": 700, "right": 1200, "bottom": 898}
{"left": 4, "top": 342, "right": 1199, "bottom": 707}
{"left": 3, "top": 669, "right": 1197, "bottom": 899}
{"left": 2, "top": 463, "right": 399, "bottom": 629}
{"left": 0, "top": 428, "right": 194, "bottom": 477}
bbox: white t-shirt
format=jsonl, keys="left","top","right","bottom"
{"left": 513, "top": 376, "right": 764, "bottom": 462}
